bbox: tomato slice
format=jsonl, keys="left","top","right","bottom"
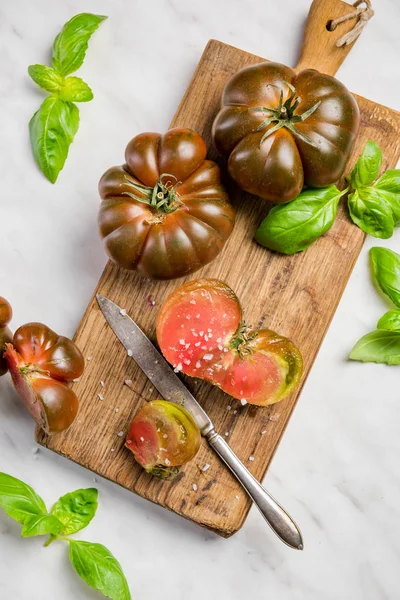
{"left": 157, "top": 279, "right": 303, "bottom": 406}
{"left": 125, "top": 400, "right": 201, "bottom": 479}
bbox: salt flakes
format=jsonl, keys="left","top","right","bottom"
{"left": 140, "top": 436, "right": 145, "bottom": 442}
{"left": 241, "top": 399, "right": 248, "bottom": 406}
{"left": 179, "top": 339, "right": 185, "bottom": 345}
{"left": 183, "top": 359, "right": 191, "bottom": 365}
{"left": 87, "top": 356, "right": 92, "bottom": 361}
{"left": 174, "top": 363, "right": 183, "bottom": 373}
{"left": 190, "top": 299, "right": 196, "bottom": 305}
{"left": 202, "top": 463, "right": 211, "bottom": 472}
{"left": 235, "top": 495, "right": 239, "bottom": 500}
{"left": 98, "top": 393, "right": 104, "bottom": 400}
{"left": 99, "top": 381, "right": 105, "bottom": 387}
{"left": 194, "top": 342, "right": 201, "bottom": 347}
{"left": 248, "top": 456, "right": 255, "bottom": 462}
{"left": 196, "top": 314, "right": 201, "bottom": 319}
{"left": 124, "top": 379, "right": 132, "bottom": 387}
{"left": 115, "top": 408, "right": 119, "bottom": 413}
{"left": 199, "top": 331, "right": 204, "bottom": 337}
{"left": 192, "top": 483, "right": 198, "bottom": 491}
{"left": 226, "top": 405, "right": 232, "bottom": 411}
{"left": 196, "top": 361, "right": 201, "bottom": 368}
{"left": 117, "top": 431, "right": 124, "bottom": 437}
{"left": 119, "top": 309, "right": 127, "bottom": 316}
{"left": 127, "top": 349, "right": 133, "bottom": 357}
{"left": 163, "top": 434, "right": 168, "bottom": 439}
{"left": 165, "top": 458, "right": 171, "bottom": 466}
{"left": 261, "top": 430, "right": 267, "bottom": 435}
{"left": 204, "top": 353, "right": 213, "bottom": 361}
{"left": 224, "top": 432, "right": 229, "bottom": 437}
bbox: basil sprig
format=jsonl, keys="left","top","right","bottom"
{"left": 0, "top": 473, "right": 131, "bottom": 600}
{"left": 255, "top": 140, "right": 400, "bottom": 254}
{"left": 347, "top": 141, "right": 400, "bottom": 238}
{"left": 349, "top": 247, "right": 400, "bottom": 365}
{"left": 28, "top": 13, "right": 106, "bottom": 183}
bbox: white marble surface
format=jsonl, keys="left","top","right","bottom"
{"left": 0, "top": 0, "right": 400, "bottom": 598}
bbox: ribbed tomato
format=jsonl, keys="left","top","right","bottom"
{"left": 4, "top": 323, "right": 84, "bottom": 433}
{"left": 157, "top": 279, "right": 303, "bottom": 406}
{"left": 0, "top": 296, "right": 13, "bottom": 376}
{"left": 212, "top": 62, "right": 360, "bottom": 203}
{"left": 125, "top": 400, "right": 201, "bottom": 479}
{"left": 98, "top": 128, "right": 235, "bottom": 280}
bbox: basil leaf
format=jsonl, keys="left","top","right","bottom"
{"left": 59, "top": 76, "right": 93, "bottom": 102}
{"left": 348, "top": 188, "right": 394, "bottom": 239}
{"left": 349, "top": 329, "right": 400, "bottom": 364}
{"left": 21, "top": 514, "right": 63, "bottom": 538}
{"left": 52, "top": 13, "right": 107, "bottom": 77}
{"left": 350, "top": 140, "right": 382, "bottom": 189}
{"left": 370, "top": 247, "right": 400, "bottom": 307}
{"left": 254, "top": 185, "right": 347, "bottom": 254}
{"left": 29, "top": 95, "right": 80, "bottom": 183}
{"left": 374, "top": 170, "right": 400, "bottom": 225}
{"left": 28, "top": 64, "right": 63, "bottom": 94}
{"left": 377, "top": 309, "right": 400, "bottom": 332}
{"left": 0, "top": 473, "right": 62, "bottom": 537}
{"left": 51, "top": 488, "right": 98, "bottom": 535}
{"left": 69, "top": 540, "right": 131, "bottom": 600}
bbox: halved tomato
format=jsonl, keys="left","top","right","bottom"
{"left": 157, "top": 279, "right": 303, "bottom": 406}
{"left": 4, "top": 323, "right": 84, "bottom": 433}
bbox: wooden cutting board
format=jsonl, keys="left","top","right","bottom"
{"left": 37, "top": 0, "right": 400, "bottom": 537}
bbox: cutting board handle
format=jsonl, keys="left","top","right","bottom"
{"left": 296, "top": 0, "right": 364, "bottom": 76}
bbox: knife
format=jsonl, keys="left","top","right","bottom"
{"left": 97, "top": 294, "right": 303, "bottom": 550}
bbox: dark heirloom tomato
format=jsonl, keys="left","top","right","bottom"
{"left": 157, "top": 279, "right": 303, "bottom": 406}
{"left": 212, "top": 62, "right": 360, "bottom": 203}
{"left": 0, "top": 297, "right": 13, "bottom": 376}
{"left": 98, "top": 128, "right": 235, "bottom": 280}
{"left": 4, "top": 323, "right": 84, "bottom": 433}
{"left": 125, "top": 400, "right": 201, "bottom": 479}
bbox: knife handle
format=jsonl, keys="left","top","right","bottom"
{"left": 206, "top": 430, "right": 303, "bottom": 549}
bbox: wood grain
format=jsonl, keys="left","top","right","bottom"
{"left": 37, "top": 2, "right": 400, "bottom": 537}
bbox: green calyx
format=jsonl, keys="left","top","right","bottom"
{"left": 229, "top": 321, "right": 258, "bottom": 359}
{"left": 122, "top": 174, "right": 183, "bottom": 214}
{"left": 146, "top": 464, "right": 180, "bottom": 480}
{"left": 250, "top": 81, "right": 321, "bottom": 147}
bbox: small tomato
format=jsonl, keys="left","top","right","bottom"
{"left": 157, "top": 279, "right": 303, "bottom": 406}
{"left": 0, "top": 297, "right": 13, "bottom": 376}
{"left": 125, "top": 400, "right": 201, "bottom": 479}
{"left": 4, "top": 323, "right": 84, "bottom": 433}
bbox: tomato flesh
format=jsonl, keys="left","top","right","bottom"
{"left": 157, "top": 279, "right": 303, "bottom": 406}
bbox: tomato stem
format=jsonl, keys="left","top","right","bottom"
{"left": 250, "top": 81, "right": 321, "bottom": 148}
{"left": 122, "top": 173, "right": 184, "bottom": 214}
{"left": 229, "top": 321, "right": 258, "bottom": 359}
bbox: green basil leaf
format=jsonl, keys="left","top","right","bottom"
{"left": 254, "top": 185, "right": 347, "bottom": 254}
{"left": 59, "top": 76, "right": 93, "bottom": 102}
{"left": 0, "top": 473, "right": 62, "bottom": 537}
{"left": 348, "top": 188, "right": 394, "bottom": 239}
{"left": 28, "top": 64, "right": 63, "bottom": 93}
{"left": 29, "top": 95, "right": 80, "bottom": 183}
{"left": 52, "top": 13, "right": 107, "bottom": 77}
{"left": 350, "top": 140, "right": 382, "bottom": 189}
{"left": 370, "top": 247, "right": 400, "bottom": 307}
{"left": 0, "top": 472, "right": 48, "bottom": 523}
{"left": 69, "top": 540, "right": 131, "bottom": 600}
{"left": 377, "top": 309, "right": 400, "bottom": 332}
{"left": 349, "top": 329, "right": 400, "bottom": 364}
{"left": 374, "top": 170, "right": 400, "bottom": 225}
{"left": 51, "top": 488, "right": 98, "bottom": 535}
{"left": 21, "top": 514, "right": 63, "bottom": 538}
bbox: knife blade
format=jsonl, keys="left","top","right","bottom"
{"left": 96, "top": 294, "right": 303, "bottom": 550}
